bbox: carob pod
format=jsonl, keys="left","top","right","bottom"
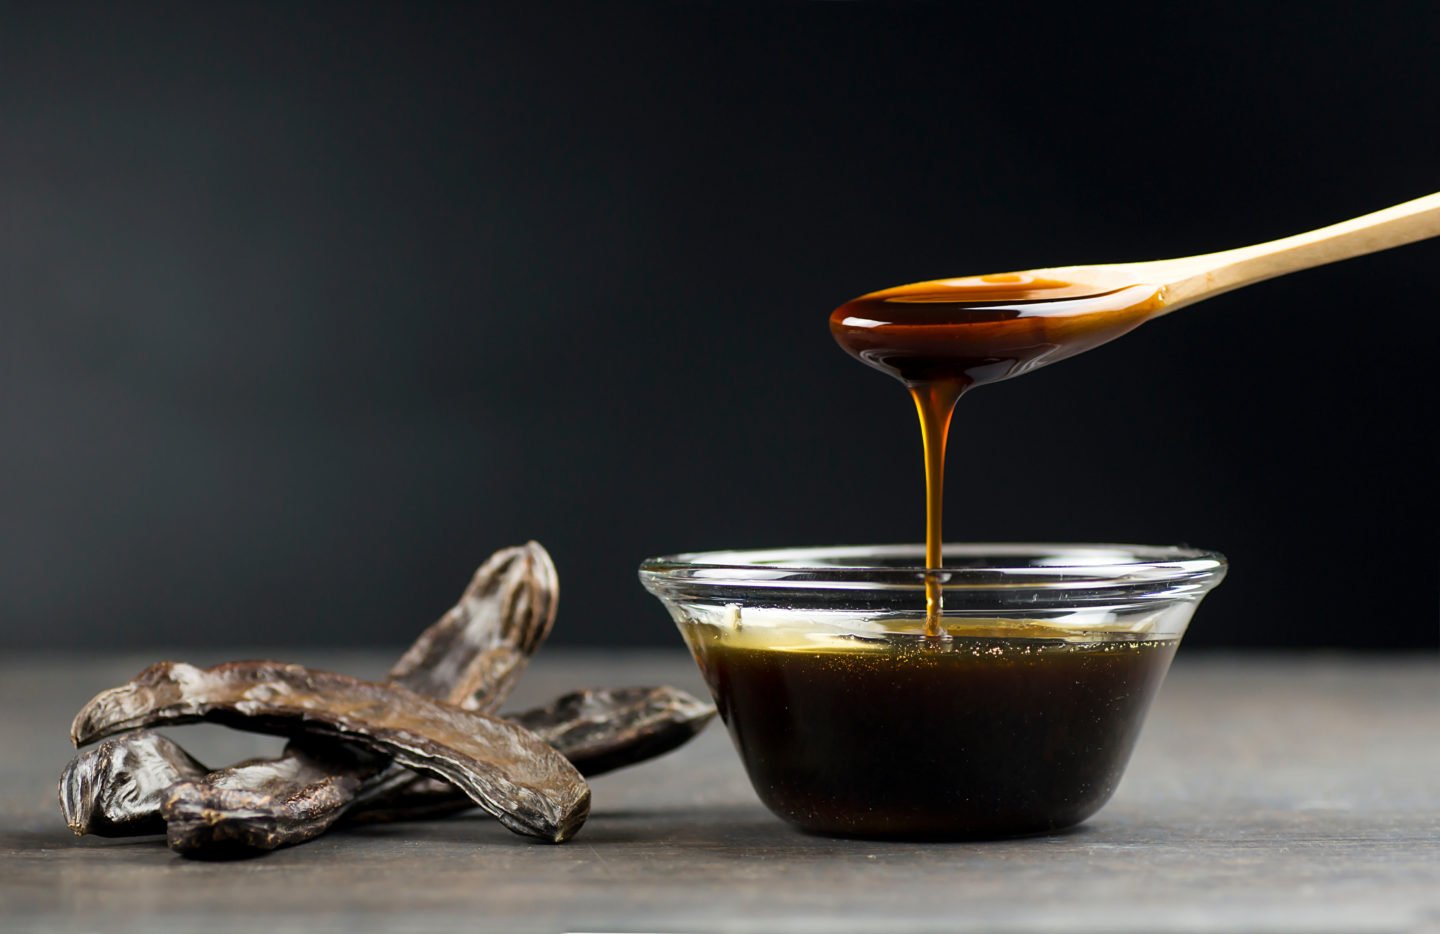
{"left": 511, "top": 686, "right": 716, "bottom": 777}
{"left": 58, "top": 542, "right": 717, "bottom": 852}
{"left": 162, "top": 742, "right": 388, "bottom": 856}
{"left": 343, "top": 540, "right": 561, "bottom": 822}
{"left": 386, "top": 540, "right": 558, "bottom": 707}
{"left": 65, "top": 685, "right": 716, "bottom": 840}
{"left": 59, "top": 731, "right": 208, "bottom": 837}
{"left": 151, "top": 542, "right": 558, "bottom": 853}
{"left": 71, "top": 660, "right": 591, "bottom": 843}
{"left": 347, "top": 686, "right": 717, "bottom": 823}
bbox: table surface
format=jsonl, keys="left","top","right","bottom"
{"left": 2, "top": 649, "right": 1437, "bottom": 933}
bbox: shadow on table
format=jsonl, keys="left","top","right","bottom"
{"left": 342, "top": 802, "right": 1100, "bottom": 852}
{"left": 1, "top": 827, "right": 164, "bottom": 852}
{"left": 9, "top": 802, "right": 1107, "bottom": 862}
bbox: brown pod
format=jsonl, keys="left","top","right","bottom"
{"left": 58, "top": 731, "right": 208, "bottom": 837}
{"left": 511, "top": 686, "right": 716, "bottom": 779}
{"left": 67, "top": 542, "right": 560, "bottom": 853}
{"left": 162, "top": 741, "right": 389, "bottom": 855}
{"left": 60, "top": 685, "right": 716, "bottom": 834}
{"left": 71, "top": 660, "right": 591, "bottom": 843}
{"left": 388, "top": 541, "right": 560, "bottom": 709}
{"left": 347, "top": 686, "right": 717, "bottom": 823}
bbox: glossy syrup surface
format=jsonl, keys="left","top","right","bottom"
{"left": 830, "top": 274, "right": 1166, "bottom": 633}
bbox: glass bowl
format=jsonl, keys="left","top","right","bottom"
{"left": 639, "top": 543, "right": 1226, "bottom": 839}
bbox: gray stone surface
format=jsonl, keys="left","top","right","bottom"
{"left": 2, "top": 649, "right": 1437, "bottom": 933}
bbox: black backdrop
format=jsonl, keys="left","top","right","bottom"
{"left": 4, "top": 3, "right": 1437, "bottom": 651}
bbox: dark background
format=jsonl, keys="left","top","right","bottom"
{"left": 4, "top": 3, "right": 1437, "bottom": 651}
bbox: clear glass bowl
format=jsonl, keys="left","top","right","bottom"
{"left": 640, "top": 543, "right": 1226, "bottom": 839}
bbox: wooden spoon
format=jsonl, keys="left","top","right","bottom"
{"left": 920, "top": 190, "right": 1440, "bottom": 316}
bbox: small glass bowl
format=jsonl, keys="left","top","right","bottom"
{"left": 640, "top": 543, "right": 1226, "bottom": 839}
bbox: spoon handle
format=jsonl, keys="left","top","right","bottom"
{"left": 1162, "top": 191, "right": 1440, "bottom": 309}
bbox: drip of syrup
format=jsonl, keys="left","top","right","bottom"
{"left": 830, "top": 273, "right": 1167, "bottom": 636}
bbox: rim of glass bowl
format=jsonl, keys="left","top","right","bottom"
{"left": 638, "top": 543, "right": 1226, "bottom": 603}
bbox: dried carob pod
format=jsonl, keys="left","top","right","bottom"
{"left": 344, "top": 540, "right": 561, "bottom": 824}
{"left": 59, "top": 541, "right": 716, "bottom": 854}
{"left": 512, "top": 685, "right": 716, "bottom": 778}
{"left": 71, "top": 661, "right": 591, "bottom": 843}
{"left": 136, "top": 542, "right": 560, "bottom": 854}
{"left": 59, "top": 731, "right": 208, "bottom": 837}
{"left": 347, "top": 686, "right": 717, "bottom": 823}
{"left": 161, "top": 741, "right": 390, "bottom": 855}
{"left": 387, "top": 541, "right": 559, "bottom": 708}
{"left": 66, "top": 685, "right": 715, "bottom": 842}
